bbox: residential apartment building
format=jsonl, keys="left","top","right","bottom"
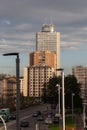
{"left": 24, "top": 66, "right": 54, "bottom": 97}
{"left": 30, "top": 51, "right": 56, "bottom": 73}
{"left": 72, "top": 66, "right": 87, "bottom": 102}
{"left": 36, "top": 24, "right": 60, "bottom": 73}
{"left": 23, "top": 67, "right": 29, "bottom": 96}
{"left": 0, "top": 77, "right": 16, "bottom": 105}
{"left": 23, "top": 51, "right": 56, "bottom": 97}
{"left": 20, "top": 77, "right": 24, "bottom": 95}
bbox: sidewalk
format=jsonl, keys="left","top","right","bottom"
{"left": 75, "top": 114, "right": 84, "bottom": 130}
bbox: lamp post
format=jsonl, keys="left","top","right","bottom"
{"left": 83, "top": 103, "right": 86, "bottom": 129}
{"left": 72, "top": 93, "right": 75, "bottom": 119}
{"left": 0, "top": 115, "right": 7, "bottom": 130}
{"left": 3, "top": 53, "right": 20, "bottom": 130}
{"left": 56, "top": 68, "right": 65, "bottom": 130}
{"left": 56, "top": 84, "right": 60, "bottom": 115}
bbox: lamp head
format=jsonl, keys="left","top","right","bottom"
{"left": 3, "top": 53, "right": 19, "bottom": 56}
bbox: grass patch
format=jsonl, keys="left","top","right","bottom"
{"left": 49, "top": 116, "right": 75, "bottom": 130}
{"left": 48, "top": 124, "right": 60, "bottom": 130}
{"left": 65, "top": 116, "right": 75, "bottom": 127}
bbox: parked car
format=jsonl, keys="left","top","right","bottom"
{"left": 20, "top": 120, "right": 29, "bottom": 127}
{"left": 45, "top": 117, "right": 52, "bottom": 124}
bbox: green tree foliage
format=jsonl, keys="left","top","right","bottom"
{"left": 65, "top": 75, "right": 82, "bottom": 108}
{"left": 42, "top": 74, "right": 82, "bottom": 109}
{"left": 42, "top": 76, "right": 61, "bottom": 104}
{"left": 41, "top": 82, "right": 48, "bottom": 103}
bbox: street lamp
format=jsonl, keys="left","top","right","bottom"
{"left": 83, "top": 102, "right": 86, "bottom": 129}
{"left": 3, "top": 53, "right": 20, "bottom": 130}
{"left": 0, "top": 115, "right": 7, "bottom": 130}
{"left": 72, "top": 93, "right": 75, "bottom": 119}
{"left": 56, "top": 84, "right": 60, "bottom": 115}
{"left": 56, "top": 68, "right": 65, "bottom": 130}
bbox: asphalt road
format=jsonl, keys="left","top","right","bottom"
{"left": 0, "top": 104, "right": 50, "bottom": 130}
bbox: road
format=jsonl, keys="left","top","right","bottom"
{"left": 0, "top": 104, "right": 50, "bottom": 130}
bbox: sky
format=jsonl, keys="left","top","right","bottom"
{"left": 0, "top": 0, "right": 87, "bottom": 76}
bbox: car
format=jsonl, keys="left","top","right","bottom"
{"left": 32, "top": 112, "right": 38, "bottom": 117}
{"left": 32, "top": 111, "right": 41, "bottom": 117}
{"left": 44, "top": 117, "right": 52, "bottom": 124}
{"left": 9, "top": 114, "right": 16, "bottom": 120}
{"left": 36, "top": 111, "right": 41, "bottom": 115}
{"left": 53, "top": 116, "right": 59, "bottom": 123}
{"left": 0, "top": 114, "right": 9, "bottom": 122}
{"left": 20, "top": 120, "right": 29, "bottom": 127}
{"left": 54, "top": 113, "right": 60, "bottom": 117}
{"left": 37, "top": 115, "right": 44, "bottom": 121}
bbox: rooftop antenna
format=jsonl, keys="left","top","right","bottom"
{"left": 50, "top": 16, "right": 53, "bottom": 25}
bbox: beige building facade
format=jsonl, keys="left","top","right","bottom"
{"left": 72, "top": 66, "right": 87, "bottom": 102}
{"left": 23, "top": 67, "right": 29, "bottom": 96}
{"left": 0, "top": 77, "right": 16, "bottom": 105}
{"left": 28, "top": 66, "right": 54, "bottom": 97}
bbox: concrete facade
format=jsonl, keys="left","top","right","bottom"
{"left": 72, "top": 66, "right": 87, "bottom": 102}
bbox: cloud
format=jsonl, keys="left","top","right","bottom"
{"left": 0, "top": 20, "right": 11, "bottom": 25}
{"left": 0, "top": 1, "right": 87, "bottom": 54}
{"left": 61, "top": 42, "right": 80, "bottom": 50}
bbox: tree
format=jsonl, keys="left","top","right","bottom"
{"left": 41, "top": 82, "right": 48, "bottom": 103}
{"left": 65, "top": 75, "right": 82, "bottom": 109}
{"left": 42, "top": 76, "right": 61, "bottom": 104}
{"left": 42, "top": 74, "right": 82, "bottom": 109}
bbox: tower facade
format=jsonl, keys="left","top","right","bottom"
{"left": 36, "top": 24, "right": 60, "bottom": 71}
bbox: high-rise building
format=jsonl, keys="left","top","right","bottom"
{"left": 0, "top": 77, "right": 16, "bottom": 105}
{"left": 23, "top": 23, "right": 60, "bottom": 97}
{"left": 27, "top": 66, "right": 54, "bottom": 97}
{"left": 24, "top": 65, "right": 55, "bottom": 97}
{"left": 72, "top": 66, "right": 87, "bottom": 102}
{"left": 36, "top": 24, "right": 60, "bottom": 72}
{"left": 30, "top": 51, "right": 56, "bottom": 72}
{"left": 23, "top": 67, "right": 29, "bottom": 96}
{"left": 28, "top": 51, "right": 56, "bottom": 97}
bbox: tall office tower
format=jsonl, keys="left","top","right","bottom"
{"left": 36, "top": 24, "right": 60, "bottom": 73}
{"left": 30, "top": 51, "right": 56, "bottom": 73}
